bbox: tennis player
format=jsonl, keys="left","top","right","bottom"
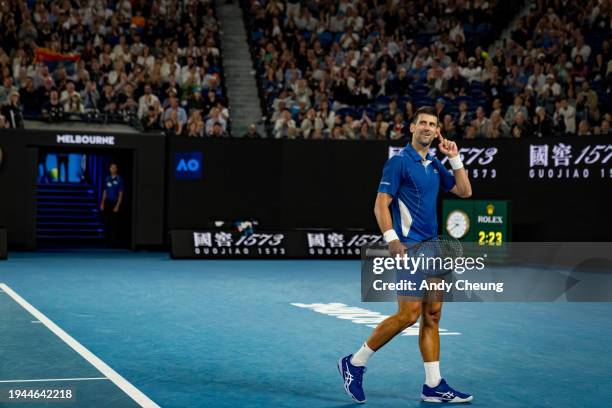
{"left": 339, "top": 106, "right": 473, "bottom": 403}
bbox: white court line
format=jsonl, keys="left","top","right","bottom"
{"left": 0, "top": 283, "right": 160, "bottom": 408}
{"left": 0, "top": 377, "right": 107, "bottom": 383}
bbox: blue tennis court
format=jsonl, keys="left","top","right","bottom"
{"left": 1, "top": 251, "right": 611, "bottom": 407}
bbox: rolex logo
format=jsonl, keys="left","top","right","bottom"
{"left": 486, "top": 204, "right": 494, "bottom": 215}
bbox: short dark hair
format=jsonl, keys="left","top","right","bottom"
{"left": 413, "top": 106, "right": 439, "bottom": 125}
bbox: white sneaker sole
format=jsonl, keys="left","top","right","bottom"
{"left": 421, "top": 394, "right": 474, "bottom": 403}
{"left": 337, "top": 357, "right": 366, "bottom": 404}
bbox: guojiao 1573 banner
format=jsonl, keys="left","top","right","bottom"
{"left": 170, "top": 229, "right": 383, "bottom": 259}
{"left": 390, "top": 136, "right": 612, "bottom": 182}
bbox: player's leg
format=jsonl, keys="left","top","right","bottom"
{"left": 365, "top": 296, "right": 421, "bottom": 351}
{"left": 338, "top": 297, "right": 421, "bottom": 403}
{"left": 420, "top": 300, "right": 442, "bottom": 382}
{"left": 419, "top": 299, "right": 473, "bottom": 403}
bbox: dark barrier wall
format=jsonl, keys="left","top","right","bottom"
{"left": 168, "top": 136, "right": 612, "bottom": 241}
{"left": 167, "top": 138, "right": 385, "bottom": 232}
{"left": 2, "top": 132, "right": 609, "bottom": 246}
{"left": 0, "top": 130, "right": 165, "bottom": 248}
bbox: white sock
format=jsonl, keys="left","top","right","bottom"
{"left": 350, "top": 343, "right": 374, "bottom": 367}
{"left": 424, "top": 361, "right": 442, "bottom": 387}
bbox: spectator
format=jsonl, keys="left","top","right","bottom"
{"left": 274, "top": 110, "right": 296, "bottom": 139}
{"left": 300, "top": 108, "right": 322, "bottom": 139}
{"left": 358, "top": 116, "right": 376, "bottom": 140}
{"left": 162, "top": 97, "right": 187, "bottom": 135}
{"left": 389, "top": 112, "right": 407, "bottom": 140}
{"left": 187, "top": 111, "right": 205, "bottom": 138}
{"left": 511, "top": 112, "right": 530, "bottom": 138}
{"left": 489, "top": 111, "right": 511, "bottom": 138}
{"left": 447, "top": 64, "right": 468, "bottom": 98}
{"left": 19, "top": 77, "right": 41, "bottom": 116}
{"left": 186, "top": 89, "right": 206, "bottom": 115}
{"left": 138, "top": 84, "right": 160, "bottom": 119}
{"left": 118, "top": 97, "right": 138, "bottom": 125}
{"left": 0, "top": 77, "right": 18, "bottom": 106}
{"left": 164, "top": 118, "right": 178, "bottom": 137}
{"left": 554, "top": 97, "right": 577, "bottom": 135}
{"left": 456, "top": 101, "right": 473, "bottom": 137}
{"left": 577, "top": 120, "right": 592, "bottom": 136}
{"left": 210, "top": 121, "right": 229, "bottom": 138}
{"left": 578, "top": 82, "right": 599, "bottom": 123}
{"left": 99, "top": 84, "right": 118, "bottom": 117}
{"left": 142, "top": 104, "right": 162, "bottom": 132}
{"left": 527, "top": 64, "right": 547, "bottom": 94}
{"left": 81, "top": 81, "right": 100, "bottom": 114}
{"left": 484, "top": 66, "right": 505, "bottom": 101}
{"left": 243, "top": 124, "right": 263, "bottom": 138}
{"left": 505, "top": 96, "right": 529, "bottom": 125}
{"left": 1, "top": 91, "right": 24, "bottom": 128}
{"left": 205, "top": 107, "right": 227, "bottom": 135}
{"left": 595, "top": 120, "right": 610, "bottom": 136}
{"left": 64, "top": 93, "right": 85, "bottom": 116}
{"left": 0, "top": 112, "right": 9, "bottom": 128}
{"left": 533, "top": 107, "right": 553, "bottom": 138}
{"left": 471, "top": 107, "right": 491, "bottom": 138}
{"left": 59, "top": 82, "right": 78, "bottom": 106}
{"left": 427, "top": 64, "right": 448, "bottom": 99}
{"left": 41, "top": 90, "right": 65, "bottom": 123}
{"left": 571, "top": 36, "right": 592, "bottom": 62}
{"left": 491, "top": 98, "right": 504, "bottom": 116}
{"left": 441, "top": 114, "right": 458, "bottom": 140}
{"left": 570, "top": 55, "right": 588, "bottom": 86}
{"left": 540, "top": 74, "right": 562, "bottom": 97}
{"left": 461, "top": 57, "right": 482, "bottom": 83}
{"left": 434, "top": 98, "right": 449, "bottom": 121}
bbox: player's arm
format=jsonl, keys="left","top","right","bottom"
{"left": 449, "top": 167, "right": 471, "bottom": 198}
{"left": 437, "top": 128, "right": 472, "bottom": 198}
{"left": 374, "top": 192, "right": 405, "bottom": 256}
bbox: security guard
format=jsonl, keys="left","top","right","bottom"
{"left": 100, "top": 162, "right": 124, "bottom": 247}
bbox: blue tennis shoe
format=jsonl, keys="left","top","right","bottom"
{"left": 338, "top": 354, "right": 366, "bottom": 403}
{"left": 421, "top": 378, "right": 473, "bottom": 403}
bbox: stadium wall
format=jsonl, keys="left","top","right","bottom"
{"left": 1, "top": 132, "right": 609, "bottom": 248}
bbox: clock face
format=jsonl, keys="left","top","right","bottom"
{"left": 446, "top": 210, "right": 470, "bottom": 239}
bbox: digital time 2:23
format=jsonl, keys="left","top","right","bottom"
{"left": 478, "top": 231, "right": 503, "bottom": 245}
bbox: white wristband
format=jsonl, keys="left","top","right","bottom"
{"left": 383, "top": 229, "right": 399, "bottom": 243}
{"left": 448, "top": 155, "right": 463, "bottom": 170}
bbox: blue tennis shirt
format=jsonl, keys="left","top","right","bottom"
{"left": 104, "top": 175, "right": 124, "bottom": 202}
{"left": 378, "top": 144, "right": 456, "bottom": 242}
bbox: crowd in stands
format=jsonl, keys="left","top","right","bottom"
{"left": 0, "top": 0, "right": 229, "bottom": 137}
{"left": 244, "top": 0, "right": 611, "bottom": 139}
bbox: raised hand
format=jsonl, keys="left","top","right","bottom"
{"left": 437, "top": 127, "right": 459, "bottom": 158}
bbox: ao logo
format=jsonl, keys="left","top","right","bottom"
{"left": 174, "top": 152, "right": 202, "bottom": 179}
{"left": 177, "top": 158, "right": 200, "bottom": 172}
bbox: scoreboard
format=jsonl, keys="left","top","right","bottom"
{"left": 442, "top": 200, "right": 511, "bottom": 244}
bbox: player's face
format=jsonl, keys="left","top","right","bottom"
{"left": 410, "top": 114, "right": 438, "bottom": 147}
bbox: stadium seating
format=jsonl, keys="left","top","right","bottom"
{"left": 240, "top": 0, "right": 610, "bottom": 139}
{"left": 0, "top": 0, "right": 228, "bottom": 137}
